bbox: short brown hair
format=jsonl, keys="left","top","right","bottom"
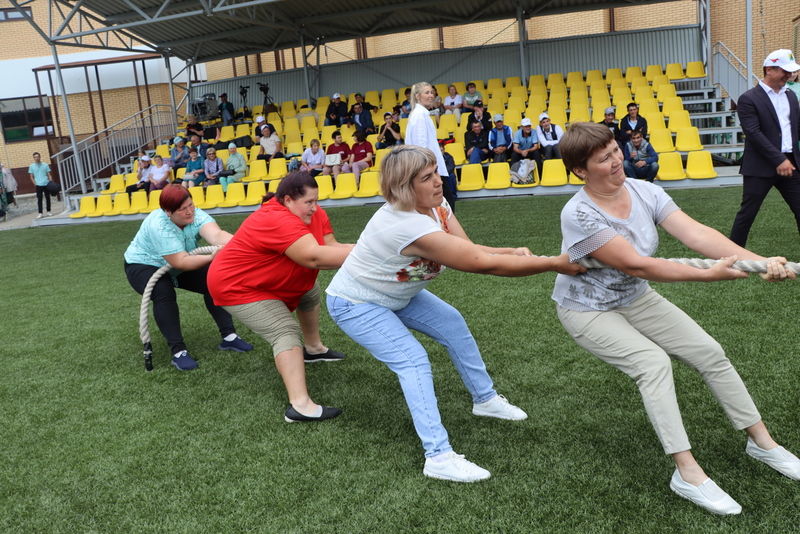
{"left": 560, "top": 122, "right": 614, "bottom": 174}
{"left": 380, "top": 145, "right": 437, "bottom": 211}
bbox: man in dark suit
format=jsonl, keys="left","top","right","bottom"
{"left": 730, "top": 49, "right": 800, "bottom": 246}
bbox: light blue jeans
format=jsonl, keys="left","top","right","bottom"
{"left": 327, "top": 290, "right": 496, "bottom": 457}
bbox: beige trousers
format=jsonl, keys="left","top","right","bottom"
{"left": 556, "top": 288, "right": 761, "bottom": 454}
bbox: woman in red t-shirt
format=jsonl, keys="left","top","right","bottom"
{"left": 321, "top": 130, "right": 349, "bottom": 180}
{"left": 207, "top": 172, "right": 353, "bottom": 422}
{"left": 342, "top": 130, "right": 374, "bottom": 186}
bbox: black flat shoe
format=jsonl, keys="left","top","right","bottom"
{"left": 284, "top": 405, "right": 342, "bottom": 423}
{"left": 303, "top": 348, "right": 346, "bottom": 363}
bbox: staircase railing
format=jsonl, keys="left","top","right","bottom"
{"left": 712, "top": 41, "right": 751, "bottom": 103}
{"left": 53, "top": 104, "right": 176, "bottom": 196}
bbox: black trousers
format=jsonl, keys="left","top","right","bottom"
{"left": 35, "top": 185, "right": 51, "bottom": 213}
{"left": 730, "top": 158, "right": 800, "bottom": 246}
{"left": 125, "top": 262, "right": 235, "bottom": 354}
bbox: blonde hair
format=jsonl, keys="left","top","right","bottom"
{"left": 380, "top": 145, "right": 437, "bottom": 211}
{"left": 409, "top": 81, "right": 432, "bottom": 109}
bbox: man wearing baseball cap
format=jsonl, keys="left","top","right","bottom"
{"left": 598, "top": 106, "right": 622, "bottom": 147}
{"left": 730, "top": 49, "right": 800, "bottom": 246}
{"left": 488, "top": 114, "right": 513, "bottom": 162}
{"left": 538, "top": 112, "right": 564, "bottom": 161}
{"left": 325, "top": 92, "right": 349, "bottom": 126}
{"left": 511, "top": 117, "right": 541, "bottom": 167}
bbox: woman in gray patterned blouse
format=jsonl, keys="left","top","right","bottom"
{"left": 552, "top": 122, "right": 800, "bottom": 515}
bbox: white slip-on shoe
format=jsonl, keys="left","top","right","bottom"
{"left": 423, "top": 451, "right": 491, "bottom": 483}
{"left": 669, "top": 469, "right": 742, "bottom": 515}
{"left": 472, "top": 394, "right": 528, "bottom": 420}
{"left": 746, "top": 438, "right": 800, "bottom": 480}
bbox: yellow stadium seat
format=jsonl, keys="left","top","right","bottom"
{"left": 637, "top": 99, "right": 660, "bottom": 118}
{"left": 218, "top": 182, "right": 245, "bottom": 207}
{"left": 285, "top": 141, "right": 304, "bottom": 157}
{"left": 188, "top": 186, "right": 204, "bottom": 206}
{"left": 485, "top": 163, "right": 511, "bottom": 189}
{"left": 267, "top": 158, "right": 288, "bottom": 181}
{"left": 154, "top": 144, "right": 170, "bottom": 159}
{"left": 540, "top": 159, "right": 568, "bottom": 186}
{"left": 486, "top": 78, "right": 504, "bottom": 93}
{"left": 445, "top": 142, "right": 466, "bottom": 166}
{"left": 249, "top": 146, "right": 261, "bottom": 162}
{"left": 234, "top": 124, "right": 251, "bottom": 138}
{"left": 125, "top": 172, "right": 138, "bottom": 187}
{"left": 243, "top": 159, "right": 268, "bottom": 183}
{"left": 86, "top": 194, "right": 113, "bottom": 217}
{"left": 642, "top": 111, "right": 666, "bottom": 131}
{"left": 605, "top": 68, "right": 623, "bottom": 83}
{"left": 585, "top": 70, "right": 603, "bottom": 85}
{"left": 300, "top": 115, "right": 318, "bottom": 132}
{"left": 469, "top": 79, "right": 486, "bottom": 93}
{"left": 438, "top": 114, "right": 458, "bottom": 136}
{"left": 354, "top": 171, "right": 381, "bottom": 198}
{"left": 568, "top": 172, "right": 585, "bottom": 185}
{"left": 283, "top": 117, "right": 300, "bottom": 134}
{"left": 315, "top": 174, "right": 334, "bottom": 200}
{"left": 648, "top": 128, "right": 675, "bottom": 153}
{"left": 102, "top": 174, "right": 126, "bottom": 195}
{"left": 656, "top": 152, "right": 686, "bottom": 180}
{"left": 685, "top": 150, "right": 718, "bottom": 179}
{"left": 284, "top": 130, "right": 302, "bottom": 145}
{"left": 372, "top": 148, "right": 390, "bottom": 171}
{"left": 569, "top": 88, "right": 589, "bottom": 106}
{"left": 175, "top": 167, "right": 187, "bottom": 181}
{"left": 364, "top": 90, "right": 380, "bottom": 107}
{"left": 251, "top": 105, "right": 264, "bottom": 115}
{"left": 329, "top": 173, "right": 357, "bottom": 199}
{"left": 665, "top": 63, "right": 685, "bottom": 80}
{"left": 612, "top": 90, "right": 633, "bottom": 108}
{"left": 219, "top": 126, "right": 235, "bottom": 142}
{"left": 457, "top": 164, "right": 485, "bottom": 191}
{"left": 103, "top": 193, "right": 131, "bottom": 215}
{"left": 240, "top": 180, "right": 267, "bottom": 206}
{"left": 69, "top": 195, "right": 97, "bottom": 218}
{"left": 655, "top": 83, "right": 677, "bottom": 102}
{"left": 651, "top": 75, "right": 670, "bottom": 92}
{"left": 120, "top": 191, "right": 147, "bottom": 215}
{"left": 645, "top": 64, "right": 663, "bottom": 81}
{"left": 668, "top": 109, "right": 692, "bottom": 133}
{"left": 549, "top": 92, "right": 568, "bottom": 109}
{"left": 547, "top": 73, "right": 565, "bottom": 89}
{"left": 198, "top": 184, "right": 224, "bottom": 209}
{"left": 381, "top": 88, "right": 397, "bottom": 106}
{"left": 268, "top": 179, "right": 282, "bottom": 193}
{"left": 685, "top": 61, "right": 706, "bottom": 78}
{"left": 566, "top": 71, "right": 584, "bottom": 87}
{"left": 142, "top": 189, "right": 161, "bottom": 213}
{"left": 631, "top": 84, "right": 653, "bottom": 101}
{"left": 568, "top": 105, "right": 590, "bottom": 123}
{"left": 675, "top": 127, "right": 704, "bottom": 151}
{"left": 661, "top": 96, "right": 684, "bottom": 118}
{"left": 528, "top": 74, "right": 546, "bottom": 91}
{"left": 506, "top": 76, "right": 522, "bottom": 88}
{"left": 626, "top": 66, "right": 644, "bottom": 82}
{"left": 509, "top": 86, "right": 528, "bottom": 102}
{"left": 547, "top": 107, "right": 568, "bottom": 126}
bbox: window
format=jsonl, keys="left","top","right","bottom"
{"left": 0, "top": 7, "right": 31, "bottom": 22}
{"left": 0, "top": 96, "right": 54, "bottom": 142}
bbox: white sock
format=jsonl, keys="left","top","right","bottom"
{"left": 223, "top": 333, "right": 238, "bottom": 342}
{"left": 173, "top": 350, "right": 186, "bottom": 358}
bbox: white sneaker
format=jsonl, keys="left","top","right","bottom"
{"left": 746, "top": 438, "right": 800, "bottom": 480}
{"left": 46, "top": 212, "right": 52, "bottom": 217}
{"left": 36, "top": 213, "right": 43, "bottom": 219}
{"left": 423, "top": 451, "right": 491, "bottom": 483}
{"left": 472, "top": 394, "right": 528, "bottom": 420}
{"left": 669, "top": 469, "right": 741, "bottom": 515}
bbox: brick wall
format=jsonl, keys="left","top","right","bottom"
{"left": 613, "top": 1, "right": 697, "bottom": 30}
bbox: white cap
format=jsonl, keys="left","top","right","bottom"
{"left": 140, "top": 155, "right": 150, "bottom": 162}
{"left": 538, "top": 112, "right": 550, "bottom": 122}
{"left": 332, "top": 92, "right": 341, "bottom": 99}
{"left": 255, "top": 115, "right": 264, "bottom": 122}
{"left": 493, "top": 114, "right": 504, "bottom": 122}
{"left": 604, "top": 106, "right": 616, "bottom": 115}
{"left": 763, "top": 49, "right": 800, "bottom": 72}
{"left": 520, "top": 118, "right": 532, "bottom": 126}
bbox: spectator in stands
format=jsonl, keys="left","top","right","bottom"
{"left": 488, "top": 114, "right": 513, "bottom": 163}
{"left": 170, "top": 137, "right": 190, "bottom": 169}
{"left": 623, "top": 131, "right": 659, "bottom": 182}
{"left": 222, "top": 143, "right": 247, "bottom": 192}
{"left": 510, "top": 118, "right": 541, "bottom": 166}
{"left": 343, "top": 130, "right": 374, "bottom": 186}
{"left": 1, "top": 161, "right": 17, "bottom": 208}
{"left": 323, "top": 130, "right": 349, "bottom": 180}
{"left": 185, "top": 115, "right": 205, "bottom": 139}
{"left": 300, "top": 139, "right": 325, "bottom": 177}
{"left": 619, "top": 102, "right": 648, "bottom": 145}
{"left": 538, "top": 113, "right": 563, "bottom": 161}
{"left": 599, "top": 106, "right": 622, "bottom": 146}
{"left": 183, "top": 147, "right": 205, "bottom": 188}
{"left": 189, "top": 134, "right": 210, "bottom": 159}
{"left": 787, "top": 70, "right": 800, "bottom": 97}
{"left": 207, "top": 172, "right": 352, "bottom": 421}
{"left": 466, "top": 101, "right": 492, "bottom": 132}
{"left": 443, "top": 84, "right": 463, "bottom": 123}
{"left": 218, "top": 93, "right": 235, "bottom": 126}
{"left": 351, "top": 102, "right": 375, "bottom": 134}
{"left": 351, "top": 92, "right": 378, "bottom": 113}
{"left": 376, "top": 112, "right": 402, "bottom": 149}
{"left": 400, "top": 88, "right": 412, "bottom": 118}
{"left": 126, "top": 154, "right": 153, "bottom": 195}
{"left": 258, "top": 123, "right": 284, "bottom": 162}
{"left": 429, "top": 86, "right": 444, "bottom": 125}
{"left": 465, "top": 120, "right": 490, "bottom": 164}
{"left": 28, "top": 152, "right": 53, "bottom": 218}
{"left": 253, "top": 115, "right": 267, "bottom": 141}
{"left": 203, "top": 148, "right": 223, "bottom": 186}
{"left": 325, "top": 93, "right": 349, "bottom": 126}
{"left": 406, "top": 81, "right": 458, "bottom": 210}
{"left": 124, "top": 184, "right": 253, "bottom": 371}
{"left": 462, "top": 82, "right": 483, "bottom": 114}
{"left": 149, "top": 155, "right": 172, "bottom": 191}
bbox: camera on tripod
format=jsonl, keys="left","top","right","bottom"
{"left": 257, "top": 82, "right": 270, "bottom": 96}
{"left": 239, "top": 85, "right": 249, "bottom": 99}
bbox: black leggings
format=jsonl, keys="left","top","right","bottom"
{"left": 35, "top": 185, "right": 51, "bottom": 213}
{"left": 124, "top": 262, "right": 236, "bottom": 354}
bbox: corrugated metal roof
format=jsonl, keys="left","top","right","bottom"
{"left": 69, "top": 0, "right": 687, "bottom": 64}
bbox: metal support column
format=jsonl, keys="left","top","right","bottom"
{"left": 315, "top": 42, "right": 321, "bottom": 99}
{"left": 517, "top": 6, "right": 528, "bottom": 83}
{"left": 746, "top": 0, "right": 753, "bottom": 86}
{"left": 51, "top": 44, "right": 87, "bottom": 194}
{"left": 186, "top": 60, "right": 194, "bottom": 115}
{"left": 163, "top": 52, "right": 178, "bottom": 133}
{"left": 300, "top": 34, "right": 313, "bottom": 106}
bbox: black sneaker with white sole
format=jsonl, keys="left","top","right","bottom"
{"left": 303, "top": 348, "right": 346, "bottom": 363}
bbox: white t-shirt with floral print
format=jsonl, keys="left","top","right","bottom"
{"left": 326, "top": 200, "right": 452, "bottom": 310}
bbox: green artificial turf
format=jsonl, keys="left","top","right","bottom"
{"left": 1, "top": 186, "right": 799, "bottom": 533}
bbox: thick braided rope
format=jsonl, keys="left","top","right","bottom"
{"left": 138, "top": 246, "right": 221, "bottom": 346}
{"left": 577, "top": 257, "right": 800, "bottom": 274}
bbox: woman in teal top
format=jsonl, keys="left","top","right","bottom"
{"left": 123, "top": 184, "right": 252, "bottom": 370}
{"left": 183, "top": 147, "right": 205, "bottom": 188}
{"left": 222, "top": 142, "right": 247, "bottom": 192}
